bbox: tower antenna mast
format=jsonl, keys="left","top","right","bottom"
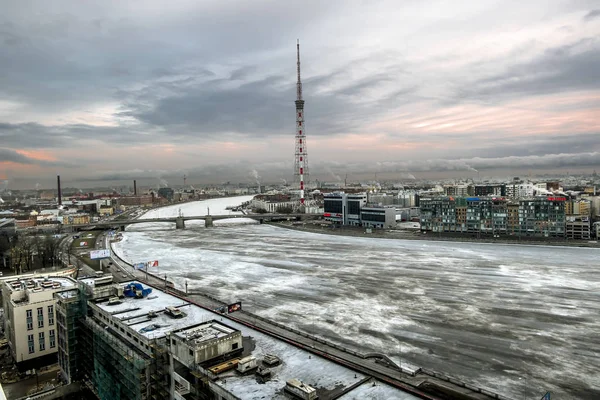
{"left": 294, "top": 40, "right": 309, "bottom": 205}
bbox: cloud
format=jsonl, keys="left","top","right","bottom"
{"left": 458, "top": 38, "right": 600, "bottom": 101}
{"left": 584, "top": 10, "right": 600, "bottom": 21}
{"left": 318, "top": 152, "right": 600, "bottom": 176}
{"left": 0, "top": 148, "right": 75, "bottom": 167}
{"left": 1, "top": 1, "right": 599, "bottom": 186}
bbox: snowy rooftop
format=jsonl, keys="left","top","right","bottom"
{"left": 172, "top": 321, "right": 237, "bottom": 344}
{"left": 96, "top": 281, "right": 419, "bottom": 399}
{"left": 95, "top": 281, "right": 215, "bottom": 339}
{"left": 6, "top": 277, "right": 75, "bottom": 293}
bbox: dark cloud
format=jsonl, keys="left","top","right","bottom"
{"left": 0, "top": 122, "right": 164, "bottom": 149}
{"left": 127, "top": 60, "right": 415, "bottom": 138}
{"left": 455, "top": 132, "right": 600, "bottom": 159}
{"left": 584, "top": 10, "right": 600, "bottom": 21}
{"left": 321, "top": 152, "right": 600, "bottom": 176}
{"left": 459, "top": 38, "right": 600, "bottom": 101}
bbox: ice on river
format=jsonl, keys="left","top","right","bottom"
{"left": 113, "top": 197, "right": 600, "bottom": 400}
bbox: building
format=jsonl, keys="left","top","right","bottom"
{"left": 346, "top": 194, "right": 367, "bottom": 226}
{"left": 444, "top": 184, "right": 471, "bottom": 197}
{"left": 506, "top": 183, "right": 535, "bottom": 199}
{"left": 62, "top": 214, "right": 91, "bottom": 225}
{"left": 518, "top": 197, "right": 566, "bottom": 238}
{"left": 360, "top": 205, "right": 396, "bottom": 229}
{"left": 323, "top": 192, "right": 368, "bottom": 226}
{"left": 118, "top": 195, "right": 154, "bottom": 207}
{"left": 420, "top": 196, "right": 567, "bottom": 238}
{"left": 474, "top": 184, "right": 506, "bottom": 197}
{"left": 565, "top": 215, "right": 591, "bottom": 240}
{"left": 251, "top": 194, "right": 295, "bottom": 213}
{"left": 158, "top": 187, "right": 175, "bottom": 201}
{"left": 323, "top": 193, "right": 346, "bottom": 224}
{"left": 55, "top": 278, "right": 422, "bottom": 400}
{"left": 2, "top": 276, "right": 76, "bottom": 370}
{"left": 99, "top": 206, "right": 114, "bottom": 216}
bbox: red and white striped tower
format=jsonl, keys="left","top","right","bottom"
{"left": 294, "top": 40, "right": 308, "bottom": 204}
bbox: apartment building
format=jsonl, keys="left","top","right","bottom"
{"left": 518, "top": 197, "right": 566, "bottom": 238}
{"left": 420, "top": 196, "right": 567, "bottom": 238}
{"left": 2, "top": 276, "right": 76, "bottom": 370}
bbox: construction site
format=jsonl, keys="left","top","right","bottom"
{"left": 53, "top": 275, "right": 424, "bottom": 400}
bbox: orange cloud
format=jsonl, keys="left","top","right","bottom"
{"left": 376, "top": 92, "right": 600, "bottom": 138}
{"left": 14, "top": 149, "right": 58, "bottom": 162}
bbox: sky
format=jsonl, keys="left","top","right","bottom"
{"left": 1, "top": 0, "right": 599, "bottom": 189}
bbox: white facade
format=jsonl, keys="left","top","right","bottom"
{"left": 251, "top": 199, "right": 295, "bottom": 213}
{"left": 2, "top": 276, "right": 75, "bottom": 364}
{"left": 506, "top": 183, "right": 535, "bottom": 199}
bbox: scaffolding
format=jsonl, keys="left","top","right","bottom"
{"left": 149, "top": 339, "right": 170, "bottom": 400}
{"left": 83, "top": 318, "right": 150, "bottom": 400}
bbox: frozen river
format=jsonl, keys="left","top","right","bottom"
{"left": 113, "top": 197, "right": 600, "bottom": 400}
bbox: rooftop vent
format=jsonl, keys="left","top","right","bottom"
{"left": 263, "top": 354, "right": 281, "bottom": 366}
{"left": 108, "top": 297, "right": 122, "bottom": 305}
{"left": 165, "top": 306, "right": 183, "bottom": 318}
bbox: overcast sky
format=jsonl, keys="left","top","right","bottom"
{"left": 1, "top": 0, "right": 599, "bottom": 189}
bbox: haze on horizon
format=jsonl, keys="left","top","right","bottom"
{"left": 1, "top": 0, "right": 599, "bottom": 190}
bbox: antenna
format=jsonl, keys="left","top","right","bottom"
{"left": 183, "top": 175, "right": 187, "bottom": 186}
{"left": 296, "top": 39, "right": 302, "bottom": 101}
{"left": 294, "top": 40, "right": 308, "bottom": 205}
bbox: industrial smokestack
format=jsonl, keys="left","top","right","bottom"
{"left": 134, "top": 180, "right": 137, "bottom": 196}
{"left": 57, "top": 175, "right": 62, "bottom": 206}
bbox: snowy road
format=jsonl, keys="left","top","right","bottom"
{"left": 113, "top": 197, "right": 600, "bottom": 400}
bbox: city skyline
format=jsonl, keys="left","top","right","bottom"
{"left": 1, "top": 0, "right": 600, "bottom": 189}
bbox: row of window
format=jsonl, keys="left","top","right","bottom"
{"left": 26, "top": 306, "right": 54, "bottom": 330}
{"left": 27, "top": 329, "right": 56, "bottom": 353}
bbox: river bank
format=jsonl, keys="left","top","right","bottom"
{"left": 270, "top": 221, "right": 600, "bottom": 249}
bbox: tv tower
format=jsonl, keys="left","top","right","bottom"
{"left": 294, "top": 40, "right": 309, "bottom": 204}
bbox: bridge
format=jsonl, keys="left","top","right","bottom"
{"left": 72, "top": 213, "right": 322, "bottom": 231}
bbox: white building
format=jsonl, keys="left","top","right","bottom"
{"left": 506, "top": 183, "right": 535, "bottom": 199}
{"left": 2, "top": 276, "right": 76, "bottom": 368}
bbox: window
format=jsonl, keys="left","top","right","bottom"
{"left": 49, "top": 329, "right": 56, "bottom": 349}
{"left": 189, "top": 349, "right": 193, "bottom": 356}
{"left": 37, "top": 307, "right": 44, "bottom": 328}
{"left": 28, "top": 334, "right": 34, "bottom": 354}
{"left": 26, "top": 309, "right": 33, "bottom": 331}
{"left": 232, "top": 343, "right": 238, "bottom": 350}
{"left": 48, "top": 305, "right": 54, "bottom": 326}
{"left": 39, "top": 332, "right": 45, "bottom": 351}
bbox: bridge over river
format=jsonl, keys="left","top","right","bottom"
{"left": 71, "top": 213, "right": 322, "bottom": 230}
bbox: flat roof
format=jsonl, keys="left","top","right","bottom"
{"left": 172, "top": 321, "right": 237, "bottom": 344}
{"left": 6, "top": 277, "right": 75, "bottom": 293}
{"left": 95, "top": 281, "right": 215, "bottom": 339}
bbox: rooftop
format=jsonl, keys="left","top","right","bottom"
{"left": 6, "top": 277, "right": 75, "bottom": 293}
{"left": 96, "top": 282, "right": 418, "bottom": 399}
{"left": 94, "top": 281, "right": 214, "bottom": 339}
{"left": 172, "top": 320, "right": 237, "bottom": 344}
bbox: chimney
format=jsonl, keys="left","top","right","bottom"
{"left": 57, "top": 175, "right": 62, "bottom": 206}
{"left": 134, "top": 180, "right": 137, "bottom": 196}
